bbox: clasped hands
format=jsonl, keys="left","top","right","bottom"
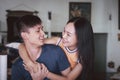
{"left": 23, "top": 62, "right": 49, "bottom": 80}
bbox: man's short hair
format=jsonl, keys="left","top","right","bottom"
{"left": 17, "top": 15, "right": 42, "bottom": 33}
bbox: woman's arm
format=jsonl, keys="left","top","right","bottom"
{"left": 47, "top": 63, "right": 82, "bottom": 80}
{"left": 66, "top": 63, "right": 82, "bottom": 80}
{"left": 45, "top": 64, "right": 71, "bottom": 80}
{"left": 19, "top": 44, "right": 39, "bottom": 72}
{"left": 19, "top": 36, "right": 82, "bottom": 80}
{"left": 44, "top": 37, "right": 60, "bottom": 45}
{"left": 18, "top": 37, "right": 60, "bottom": 72}
{"left": 24, "top": 63, "right": 49, "bottom": 80}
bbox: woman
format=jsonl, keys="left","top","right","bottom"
{"left": 18, "top": 17, "right": 94, "bottom": 80}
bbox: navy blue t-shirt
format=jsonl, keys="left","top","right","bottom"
{"left": 11, "top": 44, "right": 70, "bottom": 80}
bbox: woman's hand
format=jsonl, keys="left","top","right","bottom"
{"left": 24, "top": 61, "right": 39, "bottom": 73}
{"left": 23, "top": 63, "right": 49, "bottom": 80}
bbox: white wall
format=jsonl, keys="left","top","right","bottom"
{"left": 0, "top": 0, "right": 91, "bottom": 32}
{"left": 0, "top": 55, "right": 7, "bottom": 80}
{"left": 106, "top": 0, "right": 120, "bottom": 71}
{"left": 0, "top": 0, "right": 119, "bottom": 71}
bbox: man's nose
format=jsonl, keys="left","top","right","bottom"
{"left": 40, "top": 30, "right": 45, "bottom": 37}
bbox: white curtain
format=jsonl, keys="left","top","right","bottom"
{"left": 0, "top": 55, "right": 7, "bottom": 80}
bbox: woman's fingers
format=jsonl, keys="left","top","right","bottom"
{"left": 41, "top": 63, "right": 49, "bottom": 76}
{"left": 23, "top": 62, "right": 48, "bottom": 80}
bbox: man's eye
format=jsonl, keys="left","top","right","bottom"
{"left": 42, "top": 28, "right": 44, "bottom": 31}
{"left": 41, "top": 26, "right": 44, "bottom": 30}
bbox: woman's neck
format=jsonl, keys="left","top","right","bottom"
{"left": 65, "top": 46, "right": 78, "bottom": 53}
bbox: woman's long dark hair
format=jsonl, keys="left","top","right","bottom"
{"left": 67, "top": 17, "right": 94, "bottom": 80}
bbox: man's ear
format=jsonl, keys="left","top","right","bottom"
{"left": 21, "top": 32, "right": 28, "bottom": 40}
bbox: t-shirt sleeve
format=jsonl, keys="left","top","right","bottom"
{"left": 57, "top": 47, "right": 70, "bottom": 71}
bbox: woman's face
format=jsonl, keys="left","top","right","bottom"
{"left": 62, "top": 22, "right": 77, "bottom": 50}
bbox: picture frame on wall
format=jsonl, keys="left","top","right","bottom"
{"left": 118, "top": 0, "right": 120, "bottom": 30}
{"left": 69, "top": 2, "right": 91, "bottom": 22}
{"left": 118, "top": 33, "right": 120, "bottom": 41}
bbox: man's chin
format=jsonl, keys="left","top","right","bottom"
{"left": 40, "top": 42, "right": 44, "bottom": 46}
{"left": 37, "top": 41, "right": 44, "bottom": 46}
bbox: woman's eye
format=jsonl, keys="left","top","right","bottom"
{"left": 67, "top": 34, "right": 71, "bottom": 36}
{"left": 36, "top": 30, "right": 40, "bottom": 32}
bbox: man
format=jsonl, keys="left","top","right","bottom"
{"left": 11, "top": 15, "right": 70, "bottom": 80}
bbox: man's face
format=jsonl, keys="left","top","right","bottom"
{"left": 24, "top": 25, "right": 45, "bottom": 47}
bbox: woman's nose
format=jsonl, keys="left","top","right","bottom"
{"left": 62, "top": 32, "right": 67, "bottom": 38}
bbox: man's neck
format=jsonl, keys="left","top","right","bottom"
{"left": 25, "top": 43, "right": 42, "bottom": 61}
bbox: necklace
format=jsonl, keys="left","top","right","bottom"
{"left": 65, "top": 47, "right": 78, "bottom": 53}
